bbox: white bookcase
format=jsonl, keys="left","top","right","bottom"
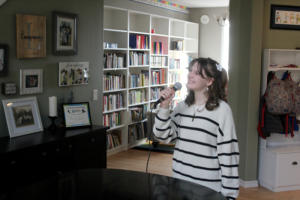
{"left": 259, "top": 49, "right": 300, "bottom": 191}
{"left": 103, "top": 6, "right": 199, "bottom": 156}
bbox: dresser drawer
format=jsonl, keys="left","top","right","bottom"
{"left": 277, "top": 153, "right": 300, "bottom": 186}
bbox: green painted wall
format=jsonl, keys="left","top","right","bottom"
{"left": 0, "top": 0, "right": 103, "bottom": 137}
{"left": 228, "top": 0, "right": 264, "bottom": 181}
{"left": 229, "top": 0, "right": 300, "bottom": 181}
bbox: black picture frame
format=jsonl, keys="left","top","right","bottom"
{"left": 53, "top": 11, "right": 78, "bottom": 56}
{"left": 62, "top": 102, "right": 92, "bottom": 129}
{"left": 270, "top": 4, "right": 300, "bottom": 30}
{"left": 0, "top": 44, "right": 8, "bottom": 76}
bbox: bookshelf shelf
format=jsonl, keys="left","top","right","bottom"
{"left": 151, "top": 54, "right": 168, "bottom": 56}
{"left": 129, "top": 31, "right": 150, "bottom": 35}
{"left": 103, "top": 88, "right": 127, "bottom": 93}
{"left": 129, "top": 65, "right": 150, "bottom": 68}
{"left": 103, "top": 5, "right": 198, "bottom": 156}
{"left": 104, "top": 28, "right": 127, "bottom": 33}
{"left": 129, "top": 86, "right": 148, "bottom": 90}
{"left": 103, "top": 68, "right": 127, "bottom": 71}
{"left": 107, "top": 124, "right": 126, "bottom": 132}
{"left": 103, "top": 108, "right": 127, "bottom": 114}
{"left": 128, "top": 102, "right": 149, "bottom": 107}
{"left": 150, "top": 84, "right": 168, "bottom": 87}
{"left": 151, "top": 33, "right": 168, "bottom": 37}
{"left": 104, "top": 48, "right": 128, "bottom": 51}
{"left": 129, "top": 49, "right": 151, "bottom": 51}
{"left": 128, "top": 119, "right": 147, "bottom": 126}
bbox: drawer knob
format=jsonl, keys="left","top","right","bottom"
{"left": 292, "top": 161, "right": 298, "bottom": 165}
{"left": 10, "top": 160, "right": 16, "bottom": 165}
{"left": 91, "top": 138, "right": 96, "bottom": 143}
{"left": 42, "top": 152, "right": 47, "bottom": 156}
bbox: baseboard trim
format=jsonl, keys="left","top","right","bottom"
{"left": 239, "top": 179, "right": 258, "bottom": 188}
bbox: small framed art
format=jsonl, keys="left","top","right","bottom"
{"left": 2, "top": 96, "right": 43, "bottom": 137}
{"left": 53, "top": 11, "right": 78, "bottom": 55}
{"left": 270, "top": 5, "right": 300, "bottom": 30}
{"left": 62, "top": 102, "right": 92, "bottom": 128}
{"left": 20, "top": 69, "right": 43, "bottom": 95}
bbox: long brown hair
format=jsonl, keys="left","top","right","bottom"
{"left": 185, "top": 57, "right": 228, "bottom": 110}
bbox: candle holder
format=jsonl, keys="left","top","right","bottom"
{"left": 47, "top": 116, "right": 57, "bottom": 132}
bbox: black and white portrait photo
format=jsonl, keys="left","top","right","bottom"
{"left": 12, "top": 105, "right": 34, "bottom": 127}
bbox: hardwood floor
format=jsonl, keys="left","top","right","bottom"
{"left": 107, "top": 149, "right": 300, "bottom": 200}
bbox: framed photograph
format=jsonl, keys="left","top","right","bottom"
{"left": 53, "top": 11, "right": 78, "bottom": 55}
{"left": 0, "top": 44, "right": 8, "bottom": 76}
{"left": 270, "top": 5, "right": 300, "bottom": 30}
{"left": 20, "top": 69, "right": 43, "bottom": 95}
{"left": 2, "top": 96, "right": 43, "bottom": 138}
{"left": 58, "top": 62, "right": 89, "bottom": 87}
{"left": 62, "top": 102, "right": 92, "bottom": 128}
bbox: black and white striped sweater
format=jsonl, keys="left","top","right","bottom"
{"left": 153, "top": 100, "right": 239, "bottom": 200}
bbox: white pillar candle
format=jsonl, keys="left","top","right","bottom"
{"left": 49, "top": 96, "right": 57, "bottom": 117}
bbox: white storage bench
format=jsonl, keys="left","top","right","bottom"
{"left": 258, "top": 133, "right": 300, "bottom": 192}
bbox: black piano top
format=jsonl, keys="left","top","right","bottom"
{"left": 0, "top": 168, "right": 226, "bottom": 200}
{"left": 0, "top": 125, "right": 108, "bottom": 153}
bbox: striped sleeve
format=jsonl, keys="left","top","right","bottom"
{"left": 217, "top": 106, "right": 239, "bottom": 199}
{"left": 153, "top": 106, "right": 179, "bottom": 144}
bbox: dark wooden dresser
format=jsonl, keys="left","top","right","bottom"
{"left": 0, "top": 125, "right": 108, "bottom": 188}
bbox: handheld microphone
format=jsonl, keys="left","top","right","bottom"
{"left": 153, "top": 82, "right": 182, "bottom": 108}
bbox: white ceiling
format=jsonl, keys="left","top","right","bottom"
{"left": 167, "top": 0, "right": 229, "bottom": 8}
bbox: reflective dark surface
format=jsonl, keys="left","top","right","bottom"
{"left": 0, "top": 168, "right": 225, "bottom": 200}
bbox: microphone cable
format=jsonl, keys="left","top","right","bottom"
{"left": 146, "top": 104, "right": 155, "bottom": 173}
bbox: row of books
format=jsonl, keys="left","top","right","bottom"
{"left": 170, "top": 40, "right": 183, "bottom": 51}
{"left": 103, "top": 93, "right": 124, "bottom": 112}
{"left": 169, "top": 58, "right": 180, "bottom": 69}
{"left": 151, "top": 56, "right": 168, "bottom": 67}
{"left": 151, "top": 41, "right": 163, "bottom": 54}
{"left": 151, "top": 69, "right": 166, "bottom": 85}
{"left": 129, "top": 89, "right": 147, "bottom": 105}
{"left": 129, "top": 105, "right": 148, "bottom": 122}
{"left": 129, "top": 34, "right": 149, "bottom": 49}
{"left": 103, "top": 112, "right": 121, "bottom": 127}
{"left": 130, "top": 71, "right": 149, "bottom": 88}
{"left": 129, "top": 52, "right": 149, "bottom": 66}
{"left": 169, "top": 71, "right": 180, "bottom": 83}
{"left": 103, "top": 74, "right": 126, "bottom": 91}
{"left": 151, "top": 87, "right": 164, "bottom": 101}
{"left": 104, "top": 53, "right": 126, "bottom": 69}
{"left": 128, "top": 121, "right": 147, "bottom": 144}
{"left": 107, "top": 131, "right": 121, "bottom": 150}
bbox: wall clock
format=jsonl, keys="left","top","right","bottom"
{"left": 200, "top": 15, "right": 210, "bottom": 25}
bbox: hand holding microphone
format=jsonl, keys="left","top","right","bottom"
{"left": 154, "top": 82, "right": 182, "bottom": 108}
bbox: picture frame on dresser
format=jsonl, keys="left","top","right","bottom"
{"left": 62, "top": 102, "right": 92, "bottom": 128}
{"left": 0, "top": 44, "right": 8, "bottom": 76}
{"left": 2, "top": 96, "right": 43, "bottom": 138}
{"left": 53, "top": 11, "right": 78, "bottom": 55}
{"left": 270, "top": 4, "right": 300, "bottom": 30}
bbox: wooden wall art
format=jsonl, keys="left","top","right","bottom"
{"left": 16, "top": 14, "right": 46, "bottom": 58}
